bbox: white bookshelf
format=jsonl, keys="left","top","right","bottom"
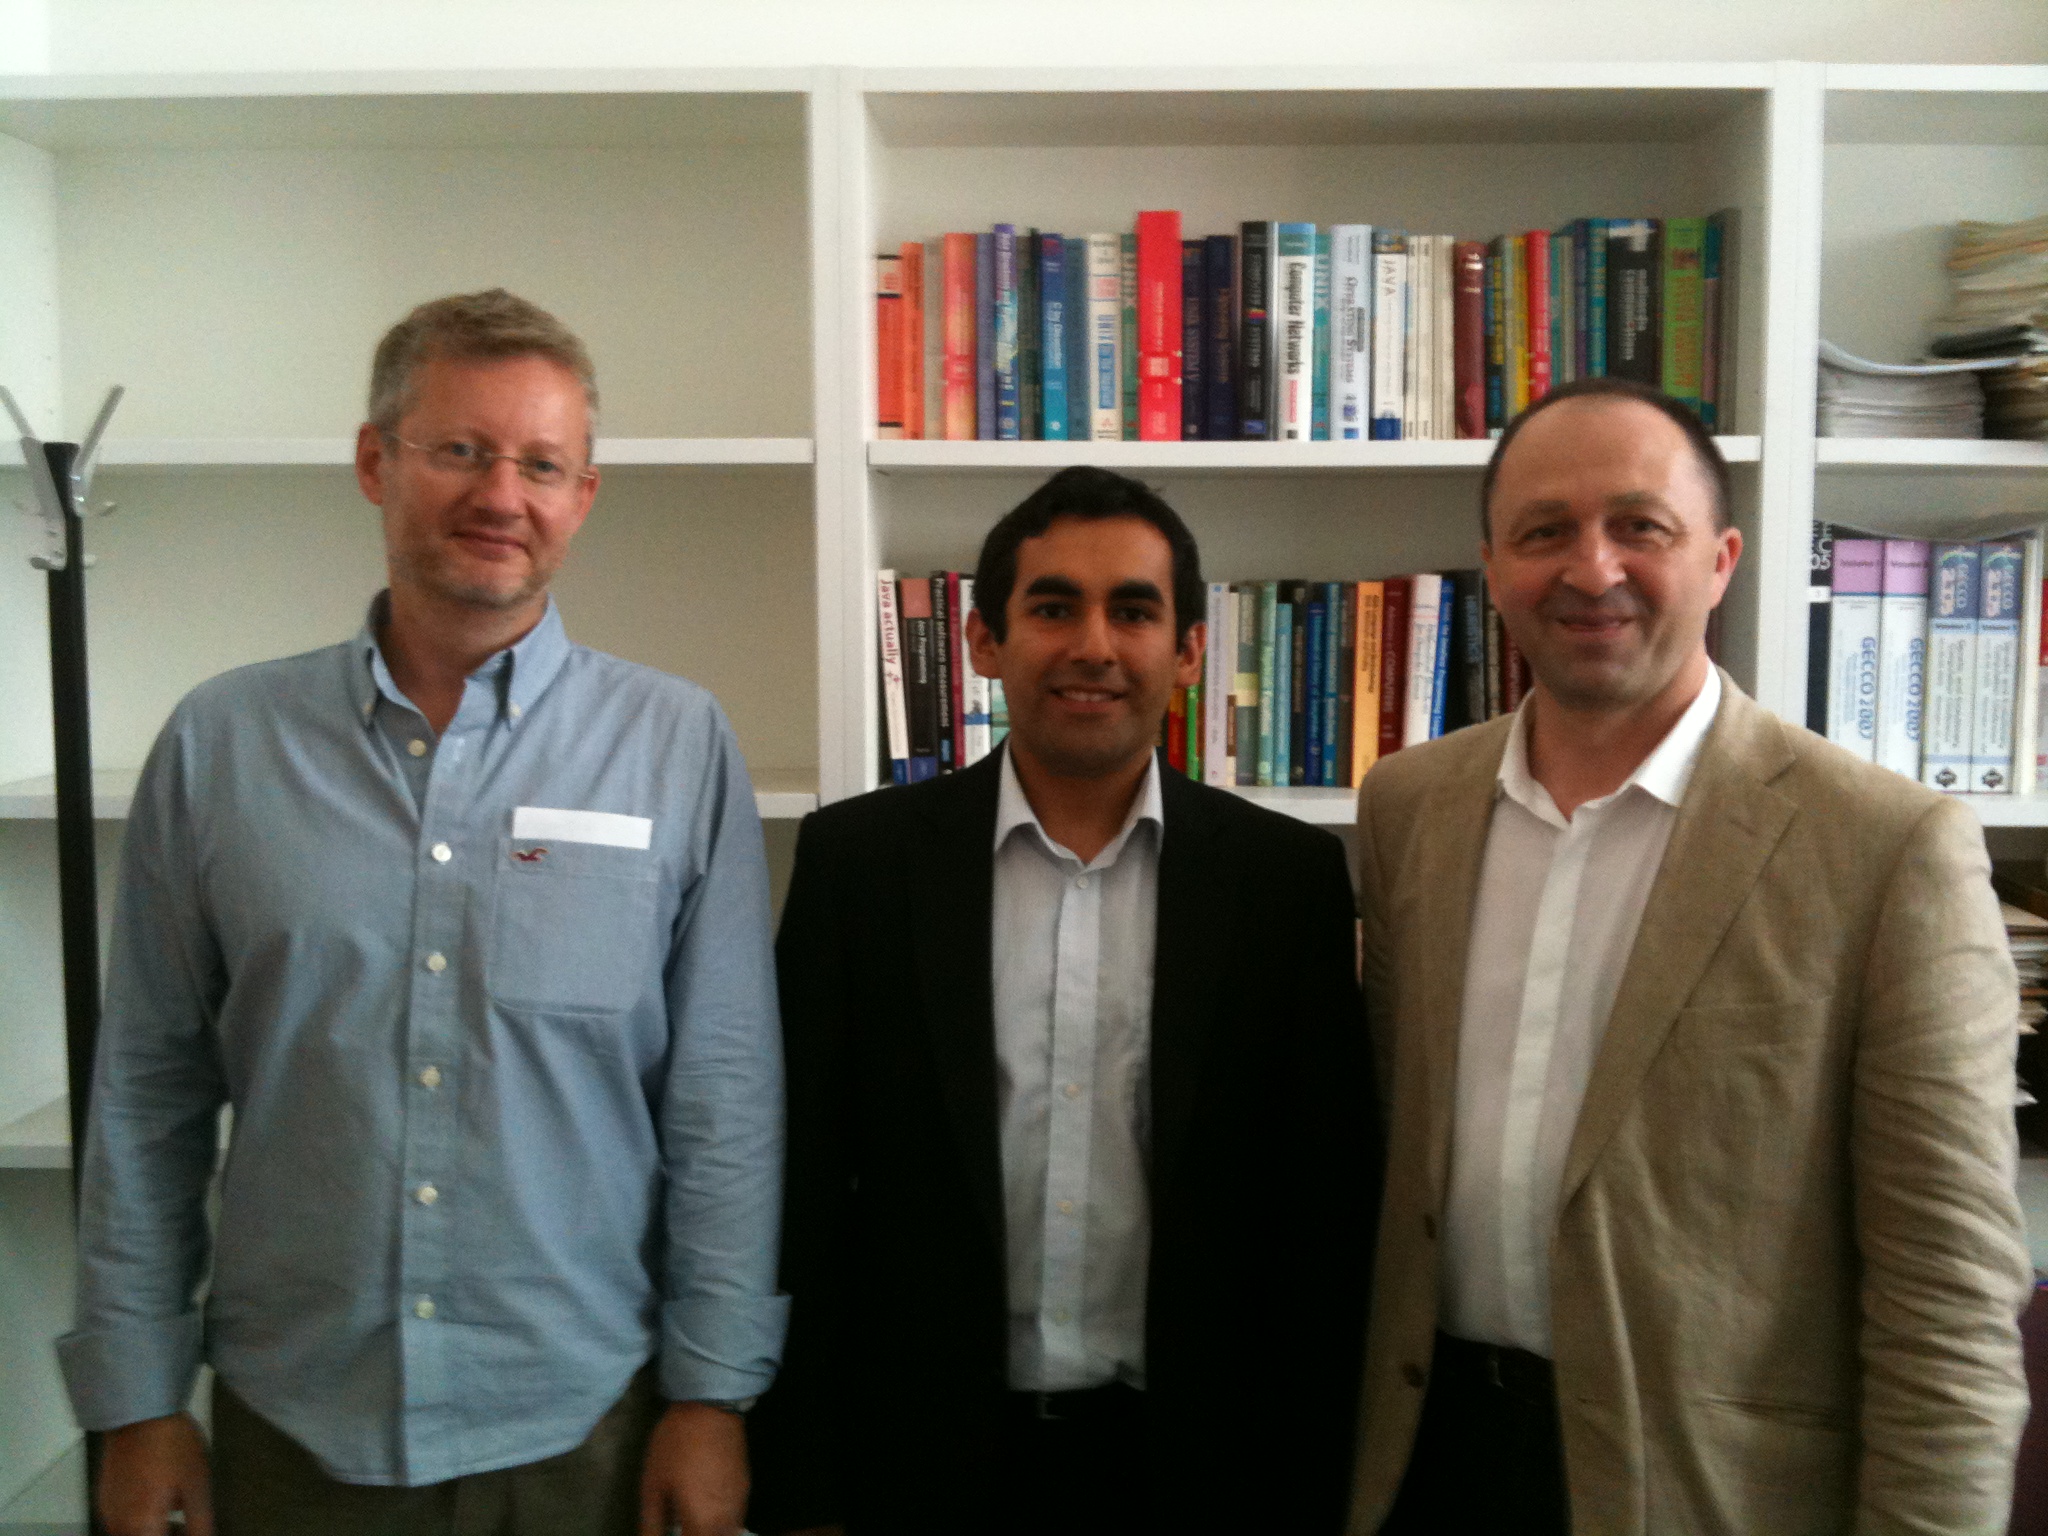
{"left": 1, "top": 54, "right": 2044, "bottom": 1514}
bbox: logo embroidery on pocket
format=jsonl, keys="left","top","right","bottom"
{"left": 512, "top": 846, "right": 548, "bottom": 864}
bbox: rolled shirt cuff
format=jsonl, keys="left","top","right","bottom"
{"left": 56, "top": 1310, "right": 205, "bottom": 1431}
{"left": 659, "top": 1292, "right": 790, "bottom": 1403}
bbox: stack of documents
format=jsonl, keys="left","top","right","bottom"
{"left": 1817, "top": 341, "right": 1993, "bottom": 438}
{"left": 1931, "top": 216, "right": 2048, "bottom": 440}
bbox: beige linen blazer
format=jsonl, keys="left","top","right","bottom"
{"left": 1347, "top": 673, "right": 2033, "bottom": 1535}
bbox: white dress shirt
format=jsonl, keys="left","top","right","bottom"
{"left": 992, "top": 747, "right": 1162, "bottom": 1392}
{"left": 1441, "top": 668, "right": 1721, "bottom": 1357}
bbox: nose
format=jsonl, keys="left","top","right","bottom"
{"left": 469, "top": 453, "right": 527, "bottom": 512}
{"left": 1069, "top": 602, "right": 1116, "bottom": 664}
{"left": 1560, "top": 527, "right": 1626, "bottom": 596}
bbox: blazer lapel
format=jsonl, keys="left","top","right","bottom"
{"left": 1148, "top": 767, "right": 1229, "bottom": 1216}
{"left": 908, "top": 756, "right": 1008, "bottom": 1255}
{"left": 1557, "top": 680, "right": 1798, "bottom": 1209}
{"left": 1402, "top": 723, "right": 1514, "bottom": 1203}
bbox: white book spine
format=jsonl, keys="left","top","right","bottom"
{"left": 1435, "top": 235, "right": 1456, "bottom": 438}
{"left": 1276, "top": 232, "right": 1314, "bottom": 440}
{"left": 1332, "top": 225, "right": 1371, "bottom": 440}
{"left": 959, "top": 576, "right": 991, "bottom": 765}
{"left": 1921, "top": 543, "right": 1980, "bottom": 792}
{"left": 1403, "top": 573, "right": 1444, "bottom": 748}
{"left": 1203, "top": 582, "right": 1232, "bottom": 785}
{"left": 2019, "top": 532, "right": 2043, "bottom": 795}
{"left": 876, "top": 569, "right": 910, "bottom": 773}
{"left": 1371, "top": 236, "right": 1406, "bottom": 439}
{"left": 1875, "top": 587, "right": 1928, "bottom": 779}
{"left": 1973, "top": 540, "right": 2024, "bottom": 792}
{"left": 1086, "top": 233, "right": 1122, "bottom": 441}
{"left": 1827, "top": 598, "right": 1882, "bottom": 762}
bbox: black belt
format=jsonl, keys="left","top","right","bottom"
{"left": 1435, "top": 1332, "right": 1557, "bottom": 1411}
{"left": 1006, "top": 1381, "right": 1144, "bottom": 1425}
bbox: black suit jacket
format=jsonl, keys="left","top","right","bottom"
{"left": 748, "top": 752, "right": 1381, "bottom": 1535}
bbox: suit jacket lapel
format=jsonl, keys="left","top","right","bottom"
{"left": 1404, "top": 722, "right": 1514, "bottom": 1204}
{"left": 909, "top": 755, "right": 1008, "bottom": 1255}
{"left": 1148, "top": 766, "right": 1228, "bottom": 1216}
{"left": 1557, "top": 680, "right": 1798, "bottom": 1209}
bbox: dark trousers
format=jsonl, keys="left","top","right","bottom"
{"left": 1381, "top": 1332, "right": 1570, "bottom": 1535}
{"left": 997, "top": 1383, "right": 1152, "bottom": 1536}
{"left": 210, "top": 1368, "right": 663, "bottom": 1536}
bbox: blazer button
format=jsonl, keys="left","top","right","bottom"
{"left": 1403, "top": 1362, "right": 1427, "bottom": 1389}
{"left": 1422, "top": 1213, "right": 1438, "bottom": 1240}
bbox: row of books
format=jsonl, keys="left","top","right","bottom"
{"left": 873, "top": 212, "right": 1738, "bottom": 446}
{"left": 1808, "top": 524, "right": 2044, "bottom": 795}
{"left": 874, "top": 568, "right": 1536, "bottom": 790}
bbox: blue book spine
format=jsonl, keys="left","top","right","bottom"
{"left": 1571, "top": 218, "right": 1592, "bottom": 380}
{"left": 976, "top": 233, "right": 996, "bottom": 439}
{"left": 1041, "top": 235, "right": 1069, "bottom": 440}
{"left": 908, "top": 754, "right": 939, "bottom": 782}
{"left": 1701, "top": 215, "right": 1724, "bottom": 430}
{"left": 1483, "top": 244, "right": 1503, "bottom": 432}
{"left": 1429, "top": 588, "right": 1453, "bottom": 739}
{"left": 1273, "top": 601, "right": 1294, "bottom": 788}
{"left": 1182, "top": 239, "right": 1205, "bottom": 440}
{"left": 1204, "top": 234, "right": 1237, "bottom": 439}
{"left": 1311, "top": 231, "right": 1331, "bottom": 440}
{"left": 1588, "top": 220, "right": 1609, "bottom": 379}
{"left": 1320, "top": 580, "right": 1342, "bottom": 784}
{"left": 994, "top": 224, "right": 1019, "bottom": 440}
{"left": 1304, "top": 597, "right": 1327, "bottom": 784}
{"left": 1064, "top": 237, "right": 1089, "bottom": 441}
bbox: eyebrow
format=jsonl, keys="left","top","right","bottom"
{"left": 1023, "top": 575, "right": 1084, "bottom": 599}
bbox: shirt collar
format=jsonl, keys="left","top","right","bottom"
{"left": 348, "top": 590, "right": 572, "bottom": 730}
{"left": 1498, "top": 664, "right": 1722, "bottom": 818}
{"left": 994, "top": 743, "right": 1166, "bottom": 866}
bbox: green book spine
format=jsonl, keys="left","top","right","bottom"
{"left": 1661, "top": 216, "right": 1707, "bottom": 412}
{"left": 1257, "top": 580, "right": 1279, "bottom": 787}
{"left": 1120, "top": 232, "right": 1140, "bottom": 440}
{"left": 1274, "top": 597, "right": 1295, "bottom": 787}
{"left": 1186, "top": 680, "right": 1202, "bottom": 781}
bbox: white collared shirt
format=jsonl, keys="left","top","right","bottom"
{"left": 992, "top": 747, "right": 1163, "bottom": 1391}
{"left": 1441, "top": 667, "right": 1722, "bottom": 1356}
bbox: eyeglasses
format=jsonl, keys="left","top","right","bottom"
{"left": 385, "top": 434, "right": 594, "bottom": 491}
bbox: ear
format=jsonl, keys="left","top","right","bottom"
{"left": 355, "top": 423, "right": 389, "bottom": 507}
{"left": 562, "top": 465, "right": 600, "bottom": 539}
{"left": 965, "top": 604, "right": 1002, "bottom": 681}
{"left": 1173, "top": 619, "right": 1206, "bottom": 690}
{"left": 1708, "top": 525, "right": 1743, "bottom": 607}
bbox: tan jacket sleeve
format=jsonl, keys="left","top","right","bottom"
{"left": 1353, "top": 772, "right": 1397, "bottom": 1121}
{"left": 1852, "top": 795, "right": 2033, "bottom": 1533}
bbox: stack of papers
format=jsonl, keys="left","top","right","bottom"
{"left": 1816, "top": 342, "right": 1998, "bottom": 438}
{"left": 1932, "top": 216, "right": 2048, "bottom": 441}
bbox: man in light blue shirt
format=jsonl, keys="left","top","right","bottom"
{"left": 60, "top": 289, "right": 785, "bottom": 1536}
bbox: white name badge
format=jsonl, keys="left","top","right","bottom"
{"left": 510, "top": 806, "right": 654, "bottom": 851}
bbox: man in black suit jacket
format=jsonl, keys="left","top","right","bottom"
{"left": 748, "top": 467, "right": 1380, "bottom": 1536}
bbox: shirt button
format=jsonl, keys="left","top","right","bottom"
{"left": 509, "top": 703, "right": 523, "bottom": 720}
{"left": 1063, "top": 1082, "right": 1081, "bottom": 1100}
{"left": 431, "top": 842, "right": 452, "bottom": 863}
{"left": 1057, "top": 1199, "right": 1075, "bottom": 1216}
{"left": 418, "top": 1066, "right": 442, "bottom": 1090}
{"left": 414, "top": 1297, "right": 436, "bottom": 1320}
{"left": 425, "top": 952, "right": 448, "bottom": 973}
{"left": 415, "top": 1183, "right": 439, "bottom": 1206}
{"left": 1075, "top": 875, "right": 1089, "bottom": 890}
{"left": 1403, "top": 1362, "right": 1427, "bottom": 1389}
{"left": 407, "top": 739, "right": 428, "bottom": 758}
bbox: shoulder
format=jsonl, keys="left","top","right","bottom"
{"left": 163, "top": 640, "right": 359, "bottom": 749}
{"left": 1355, "top": 716, "right": 1512, "bottom": 830}
{"left": 1728, "top": 695, "right": 1966, "bottom": 853}
{"left": 557, "top": 644, "right": 723, "bottom": 723}
{"left": 798, "top": 758, "right": 998, "bottom": 858}
{"left": 1167, "top": 773, "right": 1346, "bottom": 872}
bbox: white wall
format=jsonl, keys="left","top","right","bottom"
{"left": 10, "top": 0, "right": 2047, "bottom": 75}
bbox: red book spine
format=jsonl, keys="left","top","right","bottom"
{"left": 900, "top": 242, "right": 925, "bottom": 441}
{"left": 1378, "top": 576, "right": 1412, "bottom": 760}
{"left": 942, "top": 233, "right": 977, "bottom": 440}
{"left": 945, "top": 570, "right": 966, "bottom": 766}
{"left": 1166, "top": 686, "right": 1188, "bottom": 771}
{"left": 1453, "top": 241, "right": 1487, "bottom": 439}
{"left": 1502, "top": 625, "right": 1531, "bottom": 711}
{"left": 875, "top": 254, "right": 904, "bottom": 439}
{"left": 1135, "top": 210, "right": 1184, "bottom": 441}
{"left": 1524, "top": 231, "right": 1552, "bottom": 403}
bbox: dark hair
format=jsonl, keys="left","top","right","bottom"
{"left": 972, "top": 466, "right": 1205, "bottom": 642}
{"left": 1479, "top": 377, "right": 1730, "bottom": 539}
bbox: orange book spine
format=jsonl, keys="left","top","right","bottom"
{"left": 943, "top": 232, "right": 977, "bottom": 440}
{"left": 900, "top": 241, "right": 925, "bottom": 440}
{"left": 875, "top": 254, "right": 904, "bottom": 440}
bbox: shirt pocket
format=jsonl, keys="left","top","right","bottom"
{"left": 489, "top": 836, "right": 661, "bottom": 1016}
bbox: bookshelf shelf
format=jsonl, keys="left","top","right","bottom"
{"left": 1815, "top": 440, "right": 2048, "bottom": 472}
{"left": 83, "top": 438, "right": 816, "bottom": 470}
{"left": 1229, "top": 785, "right": 1357, "bottom": 825}
{"left": 0, "top": 772, "right": 817, "bottom": 822}
{"left": 1961, "top": 795, "right": 2048, "bottom": 830}
{"left": 0, "top": 1096, "right": 70, "bottom": 1171}
{"left": 872, "top": 438, "right": 1764, "bottom": 475}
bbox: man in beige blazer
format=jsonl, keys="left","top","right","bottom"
{"left": 1349, "top": 376, "right": 2033, "bottom": 1534}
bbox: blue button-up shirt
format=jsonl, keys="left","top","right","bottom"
{"left": 58, "top": 596, "right": 788, "bottom": 1486}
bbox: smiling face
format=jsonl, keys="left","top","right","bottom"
{"left": 1483, "top": 396, "right": 1741, "bottom": 715}
{"left": 965, "top": 514, "right": 1205, "bottom": 780}
{"left": 355, "top": 351, "right": 599, "bottom": 620}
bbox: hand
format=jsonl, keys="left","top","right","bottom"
{"left": 97, "top": 1413, "right": 214, "bottom": 1536}
{"left": 639, "top": 1401, "right": 749, "bottom": 1536}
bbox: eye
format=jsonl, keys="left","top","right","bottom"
{"left": 1030, "top": 600, "right": 1073, "bottom": 620}
{"left": 1111, "top": 604, "right": 1157, "bottom": 624}
{"left": 522, "top": 457, "right": 567, "bottom": 484}
{"left": 440, "top": 441, "right": 483, "bottom": 465}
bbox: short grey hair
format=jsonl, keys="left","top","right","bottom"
{"left": 368, "top": 288, "right": 599, "bottom": 443}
